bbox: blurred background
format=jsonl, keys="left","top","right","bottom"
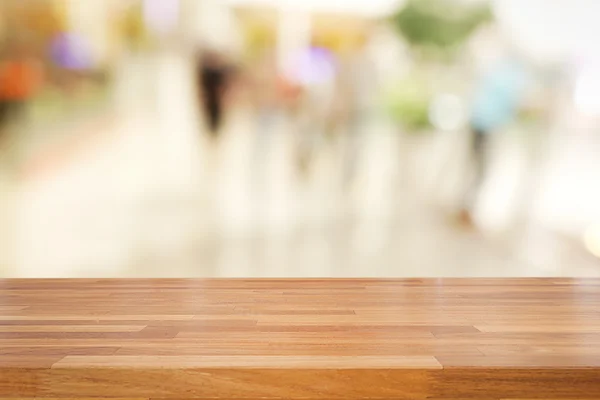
{"left": 1, "top": 0, "right": 599, "bottom": 277}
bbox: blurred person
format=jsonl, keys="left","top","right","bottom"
{"left": 338, "top": 50, "right": 375, "bottom": 188}
{"left": 253, "top": 51, "right": 279, "bottom": 136}
{"left": 294, "top": 89, "right": 321, "bottom": 176}
{"left": 0, "top": 41, "right": 42, "bottom": 141}
{"left": 277, "top": 71, "right": 303, "bottom": 125}
{"left": 249, "top": 51, "right": 282, "bottom": 178}
{"left": 197, "top": 50, "right": 232, "bottom": 138}
{"left": 288, "top": 47, "right": 337, "bottom": 176}
{"left": 459, "top": 55, "right": 528, "bottom": 225}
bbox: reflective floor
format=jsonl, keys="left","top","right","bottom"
{"left": 1, "top": 53, "right": 599, "bottom": 278}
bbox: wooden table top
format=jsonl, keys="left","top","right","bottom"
{"left": 1, "top": 278, "right": 600, "bottom": 399}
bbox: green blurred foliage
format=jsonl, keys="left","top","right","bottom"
{"left": 392, "top": 0, "right": 492, "bottom": 55}
{"left": 383, "top": 76, "right": 431, "bottom": 132}
{"left": 386, "top": 0, "right": 491, "bottom": 131}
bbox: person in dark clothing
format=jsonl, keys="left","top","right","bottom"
{"left": 199, "top": 52, "right": 229, "bottom": 137}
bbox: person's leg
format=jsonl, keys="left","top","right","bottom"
{"left": 0, "top": 102, "right": 8, "bottom": 148}
{"left": 0, "top": 101, "right": 22, "bottom": 140}
{"left": 204, "top": 99, "right": 221, "bottom": 137}
{"left": 0, "top": 101, "right": 23, "bottom": 168}
{"left": 212, "top": 101, "right": 223, "bottom": 132}
{"left": 0, "top": 102, "right": 9, "bottom": 133}
{"left": 471, "top": 128, "right": 488, "bottom": 192}
{"left": 342, "top": 109, "right": 363, "bottom": 188}
{"left": 460, "top": 127, "right": 488, "bottom": 222}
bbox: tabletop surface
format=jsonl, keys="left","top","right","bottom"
{"left": 1, "top": 278, "right": 600, "bottom": 399}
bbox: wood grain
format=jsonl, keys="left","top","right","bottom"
{"left": 0, "top": 278, "right": 599, "bottom": 399}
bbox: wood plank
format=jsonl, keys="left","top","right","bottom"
{"left": 0, "top": 278, "right": 599, "bottom": 399}
{"left": 0, "top": 325, "right": 146, "bottom": 332}
{"left": 53, "top": 355, "right": 442, "bottom": 369}
{"left": 0, "top": 398, "right": 147, "bottom": 400}
{"left": 475, "top": 324, "right": 600, "bottom": 333}
{"left": 0, "top": 368, "right": 433, "bottom": 398}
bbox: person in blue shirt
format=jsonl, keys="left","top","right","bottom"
{"left": 461, "top": 57, "right": 528, "bottom": 224}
